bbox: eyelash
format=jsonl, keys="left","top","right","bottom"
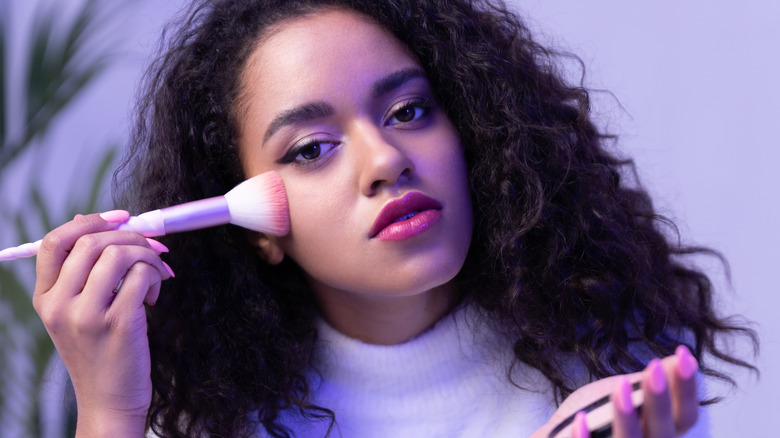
{"left": 277, "top": 138, "right": 341, "bottom": 166}
{"left": 385, "top": 98, "right": 434, "bottom": 127}
{"left": 277, "top": 98, "right": 436, "bottom": 166}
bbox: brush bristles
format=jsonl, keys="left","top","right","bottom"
{"left": 224, "top": 171, "right": 290, "bottom": 236}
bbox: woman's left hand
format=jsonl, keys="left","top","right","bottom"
{"left": 531, "top": 345, "right": 700, "bottom": 438}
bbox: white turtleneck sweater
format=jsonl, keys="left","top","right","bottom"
{"left": 273, "top": 305, "right": 711, "bottom": 438}
{"left": 143, "top": 306, "right": 712, "bottom": 438}
{"left": 277, "top": 307, "right": 557, "bottom": 437}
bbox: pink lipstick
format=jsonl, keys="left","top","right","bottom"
{"left": 370, "top": 192, "right": 442, "bottom": 241}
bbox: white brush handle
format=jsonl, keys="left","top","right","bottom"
{"left": 0, "top": 241, "right": 43, "bottom": 261}
{"left": 0, "top": 196, "right": 231, "bottom": 262}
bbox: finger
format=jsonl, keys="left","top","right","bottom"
{"left": 611, "top": 376, "right": 641, "bottom": 438}
{"left": 80, "top": 244, "right": 172, "bottom": 309}
{"left": 668, "top": 345, "right": 699, "bottom": 433}
{"left": 35, "top": 210, "right": 130, "bottom": 296}
{"left": 641, "top": 358, "right": 675, "bottom": 438}
{"left": 53, "top": 230, "right": 162, "bottom": 301}
{"left": 114, "top": 260, "right": 171, "bottom": 307}
{"left": 144, "top": 238, "right": 169, "bottom": 254}
{"left": 571, "top": 411, "right": 590, "bottom": 438}
{"left": 111, "top": 261, "right": 163, "bottom": 313}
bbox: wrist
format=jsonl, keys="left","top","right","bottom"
{"left": 76, "top": 409, "right": 147, "bottom": 438}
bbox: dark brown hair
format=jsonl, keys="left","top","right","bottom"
{"left": 115, "top": 0, "right": 757, "bottom": 436}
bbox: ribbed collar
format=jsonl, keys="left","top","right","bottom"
{"left": 303, "top": 305, "right": 555, "bottom": 435}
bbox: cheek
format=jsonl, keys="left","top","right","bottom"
{"left": 277, "top": 180, "right": 353, "bottom": 263}
{"left": 439, "top": 143, "right": 473, "bottom": 242}
{"left": 423, "top": 134, "right": 472, "bottom": 215}
{"left": 449, "top": 158, "right": 474, "bottom": 246}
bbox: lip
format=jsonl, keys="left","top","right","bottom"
{"left": 369, "top": 192, "right": 443, "bottom": 241}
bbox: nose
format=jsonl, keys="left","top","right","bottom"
{"left": 353, "top": 121, "right": 414, "bottom": 196}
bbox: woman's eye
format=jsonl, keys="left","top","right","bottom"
{"left": 279, "top": 140, "right": 340, "bottom": 165}
{"left": 386, "top": 99, "right": 433, "bottom": 127}
{"left": 393, "top": 106, "right": 421, "bottom": 123}
{"left": 298, "top": 143, "right": 324, "bottom": 160}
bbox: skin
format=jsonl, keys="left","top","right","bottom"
{"left": 237, "top": 9, "right": 473, "bottom": 345}
{"left": 33, "top": 212, "right": 171, "bottom": 436}
{"left": 32, "top": 8, "right": 700, "bottom": 438}
{"left": 533, "top": 348, "right": 700, "bottom": 438}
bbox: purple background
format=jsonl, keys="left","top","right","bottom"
{"left": 2, "top": 1, "right": 776, "bottom": 436}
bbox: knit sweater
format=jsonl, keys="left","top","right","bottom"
{"left": 274, "top": 305, "right": 711, "bottom": 438}
{"left": 144, "top": 306, "right": 712, "bottom": 437}
{"left": 277, "top": 306, "right": 558, "bottom": 437}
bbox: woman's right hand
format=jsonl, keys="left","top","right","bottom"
{"left": 32, "top": 210, "right": 173, "bottom": 437}
{"left": 531, "top": 346, "right": 701, "bottom": 438}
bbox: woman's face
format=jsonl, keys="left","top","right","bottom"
{"left": 237, "top": 8, "right": 473, "bottom": 302}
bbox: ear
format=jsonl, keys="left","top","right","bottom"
{"left": 250, "top": 232, "right": 285, "bottom": 265}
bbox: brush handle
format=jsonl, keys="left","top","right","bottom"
{"left": 0, "top": 196, "right": 230, "bottom": 262}
{"left": 152, "top": 196, "right": 229, "bottom": 234}
{"left": 0, "top": 240, "right": 43, "bottom": 261}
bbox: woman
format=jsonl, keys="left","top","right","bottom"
{"left": 32, "top": 0, "right": 756, "bottom": 436}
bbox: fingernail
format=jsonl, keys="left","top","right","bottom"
{"left": 614, "top": 376, "right": 634, "bottom": 415}
{"left": 573, "top": 411, "right": 589, "bottom": 438}
{"left": 146, "top": 238, "right": 169, "bottom": 253}
{"left": 162, "top": 261, "right": 175, "bottom": 278}
{"left": 646, "top": 358, "right": 667, "bottom": 394}
{"left": 675, "top": 345, "right": 698, "bottom": 380}
{"left": 99, "top": 210, "right": 130, "bottom": 223}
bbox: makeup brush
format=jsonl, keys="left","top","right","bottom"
{"left": 0, "top": 171, "right": 289, "bottom": 262}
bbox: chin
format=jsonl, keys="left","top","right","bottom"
{"left": 376, "top": 256, "right": 465, "bottom": 297}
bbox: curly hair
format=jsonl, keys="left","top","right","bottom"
{"left": 114, "top": 0, "right": 758, "bottom": 436}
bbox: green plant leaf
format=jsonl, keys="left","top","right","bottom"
{"left": 26, "top": 0, "right": 111, "bottom": 132}
{"left": 0, "top": 0, "right": 115, "bottom": 175}
{"left": 0, "top": 2, "right": 7, "bottom": 148}
{"left": 31, "top": 185, "right": 53, "bottom": 234}
{"left": 25, "top": 1, "right": 56, "bottom": 130}
{"left": 0, "top": 1, "right": 125, "bottom": 434}
{"left": 13, "top": 209, "right": 33, "bottom": 250}
{"left": 31, "top": 323, "right": 55, "bottom": 392}
{"left": 62, "top": 0, "right": 103, "bottom": 69}
{"left": 84, "top": 146, "right": 117, "bottom": 213}
{"left": 0, "top": 264, "right": 36, "bottom": 328}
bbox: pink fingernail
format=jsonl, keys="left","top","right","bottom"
{"left": 573, "top": 411, "right": 589, "bottom": 438}
{"left": 146, "top": 238, "right": 169, "bottom": 253}
{"left": 99, "top": 210, "right": 130, "bottom": 223}
{"left": 646, "top": 358, "right": 667, "bottom": 394}
{"left": 675, "top": 345, "right": 698, "bottom": 380}
{"left": 162, "top": 261, "right": 175, "bottom": 278}
{"left": 615, "top": 376, "right": 634, "bottom": 415}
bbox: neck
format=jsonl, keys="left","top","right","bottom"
{"left": 310, "top": 282, "right": 457, "bottom": 345}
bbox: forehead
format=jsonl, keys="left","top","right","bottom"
{"left": 238, "top": 8, "right": 422, "bottom": 112}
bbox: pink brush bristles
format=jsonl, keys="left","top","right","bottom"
{"left": 224, "top": 171, "right": 290, "bottom": 236}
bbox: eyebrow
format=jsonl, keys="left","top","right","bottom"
{"left": 262, "top": 67, "right": 428, "bottom": 144}
{"left": 263, "top": 102, "right": 334, "bottom": 144}
{"left": 370, "top": 67, "right": 427, "bottom": 99}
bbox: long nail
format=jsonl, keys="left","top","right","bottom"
{"left": 614, "top": 376, "right": 634, "bottom": 415}
{"left": 99, "top": 210, "right": 130, "bottom": 223}
{"left": 675, "top": 345, "right": 698, "bottom": 380}
{"left": 146, "top": 238, "right": 170, "bottom": 253}
{"left": 162, "top": 261, "right": 175, "bottom": 278}
{"left": 646, "top": 358, "right": 667, "bottom": 394}
{"left": 573, "top": 411, "right": 589, "bottom": 438}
